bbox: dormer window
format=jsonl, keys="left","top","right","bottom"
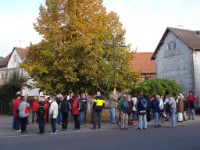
{"left": 167, "top": 42, "right": 176, "bottom": 50}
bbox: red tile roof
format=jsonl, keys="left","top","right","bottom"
{"left": 130, "top": 52, "right": 156, "bottom": 74}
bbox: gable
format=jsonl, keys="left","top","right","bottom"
{"left": 0, "top": 47, "right": 27, "bottom": 68}
{"left": 152, "top": 27, "right": 200, "bottom": 59}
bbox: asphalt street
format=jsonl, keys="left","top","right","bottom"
{"left": 0, "top": 123, "right": 200, "bottom": 150}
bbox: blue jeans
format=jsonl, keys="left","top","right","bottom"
{"left": 57, "top": 110, "right": 62, "bottom": 124}
{"left": 70, "top": 111, "right": 74, "bottom": 123}
{"left": 188, "top": 108, "right": 195, "bottom": 120}
{"left": 170, "top": 108, "right": 176, "bottom": 127}
{"left": 51, "top": 118, "right": 57, "bottom": 133}
{"left": 83, "top": 109, "right": 87, "bottom": 123}
{"left": 32, "top": 111, "right": 36, "bottom": 122}
{"left": 154, "top": 112, "right": 160, "bottom": 126}
{"left": 109, "top": 107, "right": 116, "bottom": 123}
{"left": 138, "top": 114, "right": 147, "bottom": 129}
{"left": 14, "top": 116, "right": 20, "bottom": 130}
{"left": 79, "top": 112, "right": 83, "bottom": 125}
{"left": 38, "top": 118, "right": 45, "bottom": 133}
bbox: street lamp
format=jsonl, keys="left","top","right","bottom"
{"left": 112, "top": 34, "right": 126, "bottom": 93}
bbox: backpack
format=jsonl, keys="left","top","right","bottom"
{"left": 141, "top": 97, "right": 147, "bottom": 109}
{"left": 37, "top": 105, "right": 45, "bottom": 117}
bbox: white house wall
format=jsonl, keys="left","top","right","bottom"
{"left": 156, "top": 31, "right": 194, "bottom": 97}
{"left": 7, "top": 50, "right": 22, "bottom": 69}
{"left": 193, "top": 51, "right": 200, "bottom": 104}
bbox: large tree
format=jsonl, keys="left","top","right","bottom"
{"left": 21, "top": 0, "right": 139, "bottom": 95}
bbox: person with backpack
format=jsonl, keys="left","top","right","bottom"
{"left": 37, "top": 97, "right": 48, "bottom": 134}
{"left": 137, "top": 93, "right": 148, "bottom": 130}
{"left": 61, "top": 95, "right": 71, "bottom": 131}
{"left": 118, "top": 94, "right": 130, "bottom": 130}
{"left": 151, "top": 95, "right": 161, "bottom": 128}
{"left": 71, "top": 94, "right": 81, "bottom": 130}
{"left": 91, "top": 91, "right": 105, "bottom": 129}
{"left": 187, "top": 91, "right": 197, "bottom": 120}
{"left": 79, "top": 93, "right": 88, "bottom": 124}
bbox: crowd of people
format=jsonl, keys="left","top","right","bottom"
{"left": 11, "top": 90, "right": 197, "bottom": 134}
{"left": 11, "top": 91, "right": 105, "bottom": 134}
{"left": 111, "top": 90, "right": 197, "bottom": 130}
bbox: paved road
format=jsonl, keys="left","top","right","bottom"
{"left": 0, "top": 123, "right": 200, "bottom": 150}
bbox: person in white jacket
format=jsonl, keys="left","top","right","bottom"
{"left": 49, "top": 97, "right": 58, "bottom": 134}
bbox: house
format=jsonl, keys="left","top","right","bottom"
{"left": 151, "top": 27, "right": 200, "bottom": 104}
{"left": 130, "top": 52, "right": 156, "bottom": 80}
{"left": 0, "top": 47, "right": 41, "bottom": 96}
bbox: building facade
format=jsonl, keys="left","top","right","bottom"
{"left": 152, "top": 27, "right": 200, "bottom": 105}
{"left": 0, "top": 47, "right": 41, "bottom": 96}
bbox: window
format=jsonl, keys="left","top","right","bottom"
{"left": 14, "top": 55, "right": 17, "bottom": 62}
{"left": 167, "top": 42, "right": 176, "bottom": 50}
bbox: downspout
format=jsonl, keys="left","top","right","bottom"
{"left": 191, "top": 49, "right": 195, "bottom": 94}
{"left": 191, "top": 48, "right": 198, "bottom": 107}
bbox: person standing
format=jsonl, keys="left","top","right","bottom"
{"left": 12, "top": 93, "right": 21, "bottom": 132}
{"left": 177, "top": 94, "right": 184, "bottom": 122}
{"left": 71, "top": 95, "right": 80, "bottom": 130}
{"left": 91, "top": 91, "right": 105, "bottom": 129}
{"left": 79, "top": 93, "right": 88, "bottom": 124}
{"left": 168, "top": 94, "right": 176, "bottom": 128}
{"left": 30, "top": 97, "right": 39, "bottom": 123}
{"left": 49, "top": 96, "right": 58, "bottom": 134}
{"left": 187, "top": 91, "right": 197, "bottom": 120}
{"left": 109, "top": 91, "right": 118, "bottom": 124}
{"left": 61, "top": 95, "right": 71, "bottom": 130}
{"left": 37, "top": 97, "right": 49, "bottom": 134}
{"left": 118, "top": 94, "right": 130, "bottom": 130}
{"left": 151, "top": 95, "right": 161, "bottom": 128}
{"left": 19, "top": 96, "right": 30, "bottom": 133}
{"left": 137, "top": 93, "right": 147, "bottom": 130}
{"left": 132, "top": 94, "right": 138, "bottom": 121}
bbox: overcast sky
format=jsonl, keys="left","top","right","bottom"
{"left": 1, "top": 0, "right": 200, "bottom": 57}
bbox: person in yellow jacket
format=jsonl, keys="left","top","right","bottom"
{"left": 91, "top": 91, "right": 105, "bottom": 129}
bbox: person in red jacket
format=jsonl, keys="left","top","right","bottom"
{"left": 187, "top": 91, "right": 197, "bottom": 120}
{"left": 30, "top": 97, "right": 39, "bottom": 123}
{"left": 71, "top": 95, "right": 80, "bottom": 130}
{"left": 37, "top": 97, "right": 49, "bottom": 134}
{"left": 12, "top": 94, "right": 21, "bottom": 132}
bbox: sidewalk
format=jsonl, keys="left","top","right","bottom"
{"left": 0, "top": 115, "right": 200, "bottom": 137}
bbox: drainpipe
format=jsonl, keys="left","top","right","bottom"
{"left": 191, "top": 48, "right": 198, "bottom": 107}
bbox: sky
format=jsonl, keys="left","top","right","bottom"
{"left": 1, "top": 0, "right": 200, "bottom": 57}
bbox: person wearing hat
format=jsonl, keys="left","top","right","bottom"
{"left": 91, "top": 91, "right": 105, "bottom": 129}
{"left": 117, "top": 94, "right": 130, "bottom": 130}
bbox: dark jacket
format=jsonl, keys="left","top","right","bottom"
{"left": 137, "top": 96, "right": 147, "bottom": 115}
{"left": 61, "top": 98, "right": 71, "bottom": 113}
{"left": 151, "top": 98, "right": 160, "bottom": 113}
{"left": 79, "top": 98, "right": 87, "bottom": 111}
